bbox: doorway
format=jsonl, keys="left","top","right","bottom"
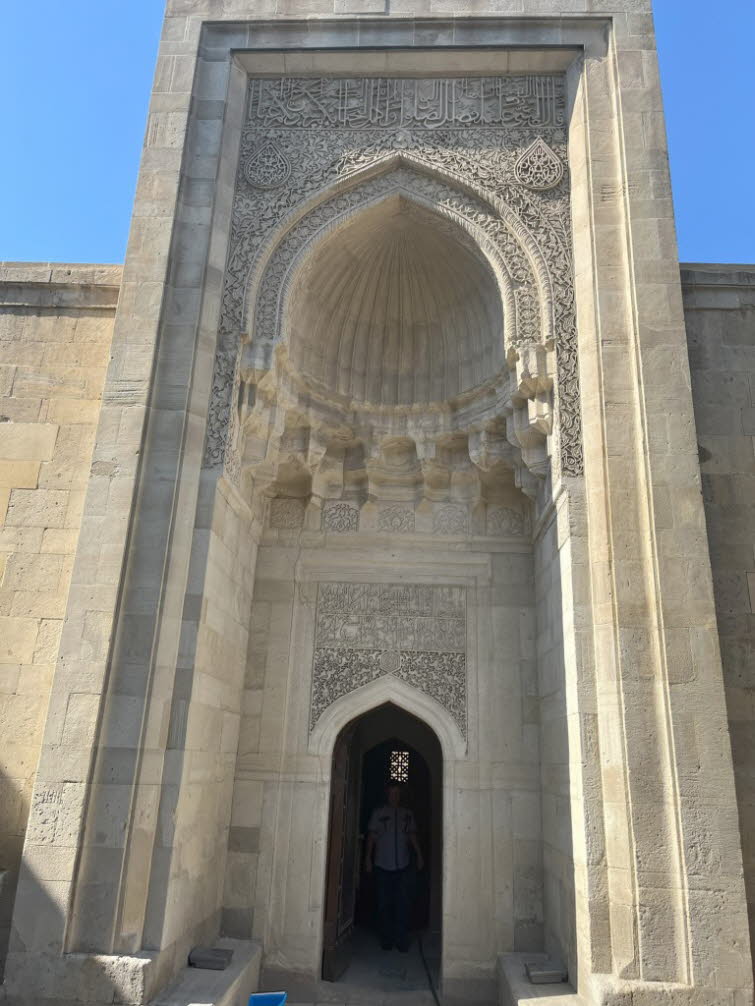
{"left": 322, "top": 703, "right": 443, "bottom": 993}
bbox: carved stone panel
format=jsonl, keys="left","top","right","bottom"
{"left": 244, "top": 140, "right": 292, "bottom": 190}
{"left": 378, "top": 504, "right": 415, "bottom": 533}
{"left": 486, "top": 505, "right": 527, "bottom": 537}
{"left": 322, "top": 501, "right": 360, "bottom": 532}
{"left": 269, "top": 498, "right": 305, "bottom": 529}
{"left": 433, "top": 504, "right": 469, "bottom": 536}
{"left": 311, "top": 582, "right": 467, "bottom": 736}
{"left": 246, "top": 76, "right": 565, "bottom": 131}
{"left": 514, "top": 137, "right": 564, "bottom": 191}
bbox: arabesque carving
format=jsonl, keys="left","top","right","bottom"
{"left": 378, "top": 504, "right": 415, "bottom": 533}
{"left": 322, "top": 501, "right": 360, "bottom": 533}
{"left": 244, "top": 141, "right": 292, "bottom": 190}
{"left": 433, "top": 504, "right": 469, "bottom": 536}
{"left": 486, "top": 504, "right": 527, "bottom": 537}
{"left": 514, "top": 137, "right": 564, "bottom": 191}
{"left": 311, "top": 582, "right": 467, "bottom": 735}
{"left": 207, "top": 75, "right": 582, "bottom": 487}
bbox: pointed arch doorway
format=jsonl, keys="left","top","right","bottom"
{"left": 322, "top": 703, "right": 443, "bottom": 991}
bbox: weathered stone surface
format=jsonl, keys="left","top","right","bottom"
{"left": 683, "top": 264, "right": 755, "bottom": 967}
{"left": 0, "top": 265, "right": 116, "bottom": 981}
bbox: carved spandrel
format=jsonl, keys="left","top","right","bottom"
{"left": 311, "top": 581, "right": 468, "bottom": 736}
{"left": 311, "top": 647, "right": 467, "bottom": 737}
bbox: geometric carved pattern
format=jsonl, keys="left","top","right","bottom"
{"left": 514, "top": 137, "right": 564, "bottom": 191}
{"left": 311, "top": 582, "right": 467, "bottom": 736}
{"left": 389, "top": 750, "right": 410, "bottom": 783}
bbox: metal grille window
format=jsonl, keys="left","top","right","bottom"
{"left": 389, "top": 749, "right": 409, "bottom": 783}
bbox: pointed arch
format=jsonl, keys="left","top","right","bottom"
{"left": 241, "top": 152, "right": 555, "bottom": 371}
{"left": 309, "top": 675, "right": 467, "bottom": 763}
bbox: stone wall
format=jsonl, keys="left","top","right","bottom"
{"left": 138, "top": 473, "right": 258, "bottom": 983}
{"left": 0, "top": 263, "right": 118, "bottom": 974}
{"left": 220, "top": 498, "right": 544, "bottom": 998}
{"left": 534, "top": 501, "right": 574, "bottom": 975}
{"left": 683, "top": 264, "right": 755, "bottom": 967}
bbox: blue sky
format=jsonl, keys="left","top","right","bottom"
{"left": 2, "top": 1, "right": 754, "bottom": 265}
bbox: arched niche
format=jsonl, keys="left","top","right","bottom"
{"left": 285, "top": 194, "right": 504, "bottom": 407}
{"left": 242, "top": 158, "right": 554, "bottom": 374}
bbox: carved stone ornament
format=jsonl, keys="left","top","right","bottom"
{"left": 514, "top": 137, "right": 564, "bottom": 191}
{"left": 243, "top": 141, "right": 291, "bottom": 190}
{"left": 207, "top": 75, "right": 583, "bottom": 483}
{"left": 322, "top": 501, "right": 360, "bottom": 533}
{"left": 378, "top": 504, "right": 415, "bottom": 533}
{"left": 246, "top": 76, "right": 565, "bottom": 130}
{"left": 486, "top": 505, "right": 526, "bottom": 537}
{"left": 433, "top": 504, "right": 469, "bottom": 536}
{"left": 311, "top": 582, "right": 467, "bottom": 736}
{"left": 269, "top": 498, "right": 305, "bottom": 529}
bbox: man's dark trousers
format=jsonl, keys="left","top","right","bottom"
{"left": 375, "top": 866, "right": 410, "bottom": 951}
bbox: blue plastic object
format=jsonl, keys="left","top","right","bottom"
{"left": 248, "top": 993, "right": 287, "bottom": 1006}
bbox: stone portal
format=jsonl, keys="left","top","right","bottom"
{"left": 0, "top": 8, "right": 752, "bottom": 1006}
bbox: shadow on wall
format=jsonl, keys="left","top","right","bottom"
{"left": 0, "top": 768, "right": 133, "bottom": 1006}
{"left": 0, "top": 767, "right": 25, "bottom": 983}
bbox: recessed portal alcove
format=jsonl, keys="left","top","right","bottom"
{"left": 285, "top": 196, "right": 504, "bottom": 406}
{"left": 231, "top": 134, "right": 567, "bottom": 1004}
{"left": 322, "top": 703, "right": 443, "bottom": 990}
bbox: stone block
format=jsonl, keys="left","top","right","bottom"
{"left": 0, "top": 423, "right": 57, "bottom": 461}
{"left": 5, "top": 488, "right": 69, "bottom": 528}
{"left": 0, "top": 459, "right": 40, "bottom": 488}
{"left": 334, "top": 0, "right": 387, "bottom": 10}
{"left": 39, "top": 528, "right": 79, "bottom": 554}
{"left": 2, "top": 553, "right": 64, "bottom": 591}
{"left": 44, "top": 398, "right": 102, "bottom": 426}
{"left": 0, "top": 616, "right": 38, "bottom": 663}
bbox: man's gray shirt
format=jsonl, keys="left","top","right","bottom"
{"left": 368, "top": 805, "right": 417, "bottom": 871}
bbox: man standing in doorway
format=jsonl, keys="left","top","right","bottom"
{"left": 364, "top": 782, "right": 424, "bottom": 952}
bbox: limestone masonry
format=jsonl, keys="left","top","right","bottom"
{"left": 0, "top": 3, "right": 753, "bottom": 1006}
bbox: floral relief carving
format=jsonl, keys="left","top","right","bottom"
{"left": 311, "top": 582, "right": 467, "bottom": 736}
{"left": 514, "top": 137, "right": 564, "bottom": 191}
{"left": 433, "top": 504, "right": 469, "bottom": 536}
{"left": 322, "top": 501, "right": 360, "bottom": 533}
{"left": 207, "top": 75, "right": 583, "bottom": 480}
{"left": 486, "top": 505, "right": 527, "bottom": 537}
{"left": 244, "top": 140, "right": 292, "bottom": 189}
{"left": 378, "top": 504, "right": 415, "bottom": 533}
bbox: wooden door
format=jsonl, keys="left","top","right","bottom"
{"left": 322, "top": 723, "right": 361, "bottom": 981}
